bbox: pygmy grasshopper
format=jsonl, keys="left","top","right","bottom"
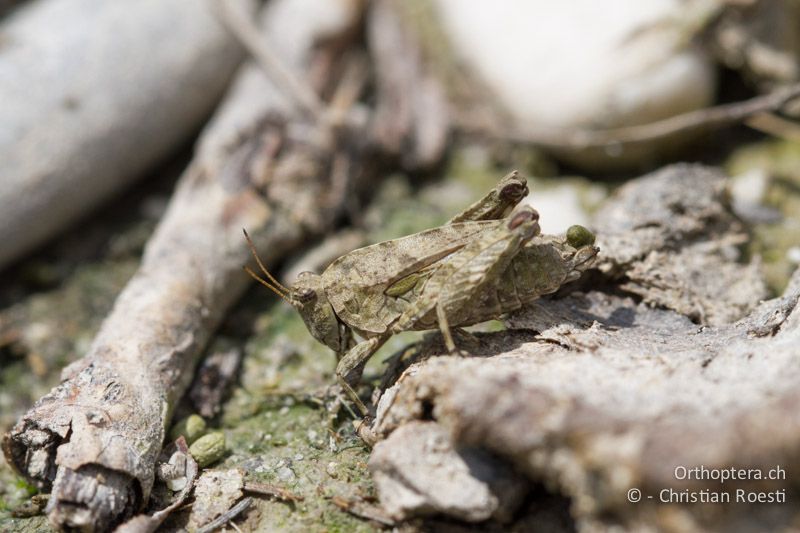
{"left": 245, "top": 172, "right": 598, "bottom": 414}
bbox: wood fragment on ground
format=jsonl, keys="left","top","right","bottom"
{"left": 188, "top": 469, "right": 246, "bottom": 532}
{"left": 369, "top": 421, "right": 527, "bottom": 522}
{"left": 114, "top": 438, "right": 198, "bottom": 533}
{"left": 367, "top": 0, "right": 450, "bottom": 170}
{"left": 244, "top": 480, "right": 304, "bottom": 503}
{"left": 196, "top": 497, "right": 253, "bottom": 533}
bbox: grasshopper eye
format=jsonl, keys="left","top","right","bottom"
{"left": 297, "top": 287, "right": 316, "bottom": 303}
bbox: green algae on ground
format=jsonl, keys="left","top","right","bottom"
{"left": 214, "top": 398, "right": 376, "bottom": 532}
{"left": 0, "top": 516, "right": 51, "bottom": 533}
{"left": 0, "top": 477, "right": 37, "bottom": 515}
{"left": 200, "top": 288, "right": 377, "bottom": 531}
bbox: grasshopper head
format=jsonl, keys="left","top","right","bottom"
{"left": 243, "top": 229, "right": 343, "bottom": 353}
{"left": 289, "top": 272, "right": 344, "bottom": 353}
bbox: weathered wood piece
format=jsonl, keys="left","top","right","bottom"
{"left": 593, "top": 164, "right": 767, "bottom": 325}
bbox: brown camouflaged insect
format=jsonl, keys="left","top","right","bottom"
{"left": 245, "top": 172, "right": 598, "bottom": 413}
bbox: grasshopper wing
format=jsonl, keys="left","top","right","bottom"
{"left": 321, "top": 220, "right": 501, "bottom": 334}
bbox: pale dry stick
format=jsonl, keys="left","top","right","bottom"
{"left": 332, "top": 56, "right": 370, "bottom": 110}
{"left": 367, "top": 0, "right": 450, "bottom": 169}
{"left": 483, "top": 82, "right": 800, "bottom": 149}
{"left": 216, "top": 0, "right": 369, "bottom": 135}
{"left": 326, "top": 54, "right": 371, "bottom": 131}
{"left": 215, "top": 0, "right": 325, "bottom": 122}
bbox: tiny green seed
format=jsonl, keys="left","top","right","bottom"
{"left": 566, "top": 225, "right": 596, "bottom": 249}
{"left": 189, "top": 432, "right": 226, "bottom": 467}
{"left": 169, "top": 414, "right": 207, "bottom": 444}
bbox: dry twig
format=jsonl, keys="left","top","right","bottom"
{"left": 214, "top": 0, "right": 326, "bottom": 121}
{"left": 331, "top": 495, "right": 396, "bottom": 527}
{"left": 196, "top": 497, "right": 253, "bottom": 533}
{"left": 244, "top": 480, "right": 304, "bottom": 502}
{"left": 481, "top": 82, "right": 800, "bottom": 149}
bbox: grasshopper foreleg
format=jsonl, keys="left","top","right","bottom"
{"left": 335, "top": 335, "right": 388, "bottom": 416}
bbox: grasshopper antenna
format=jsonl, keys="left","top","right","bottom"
{"left": 242, "top": 229, "right": 292, "bottom": 302}
{"left": 244, "top": 265, "right": 292, "bottom": 303}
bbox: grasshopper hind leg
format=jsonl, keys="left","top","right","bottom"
{"left": 448, "top": 171, "right": 529, "bottom": 223}
{"left": 436, "top": 303, "right": 474, "bottom": 357}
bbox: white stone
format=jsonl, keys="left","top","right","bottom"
{"left": 434, "top": 0, "right": 717, "bottom": 165}
{"left": 731, "top": 168, "right": 768, "bottom": 203}
{"left": 787, "top": 246, "right": 800, "bottom": 265}
{"left": 524, "top": 184, "right": 593, "bottom": 235}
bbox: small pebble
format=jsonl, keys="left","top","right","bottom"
{"left": 277, "top": 465, "right": 296, "bottom": 482}
{"left": 326, "top": 462, "right": 338, "bottom": 478}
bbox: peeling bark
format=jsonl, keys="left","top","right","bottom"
{"left": 593, "top": 164, "right": 767, "bottom": 325}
